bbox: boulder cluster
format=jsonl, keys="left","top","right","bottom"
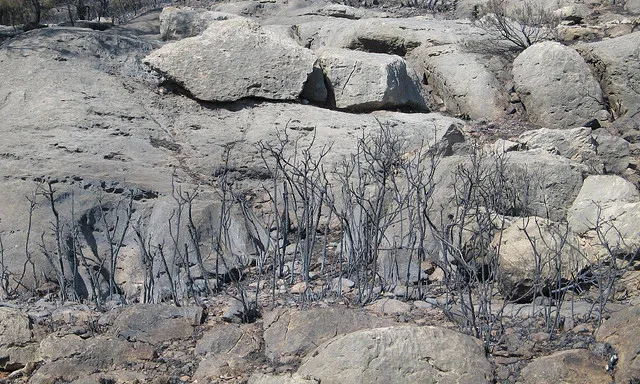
{"left": 1, "top": 0, "right": 640, "bottom": 382}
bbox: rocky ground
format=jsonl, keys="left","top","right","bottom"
{"left": 1, "top": 0, "right": 640, "bottom": 383}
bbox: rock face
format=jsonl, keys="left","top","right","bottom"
{"left": 317, "top": 48, "right": 425, "bottom": 111}
{"left": 408, "top": 44, "right": 507, "bottom": 120}
{"left": 159, "top": 6, "right": 237, "bottom": 40}
{"left": 519, "top": 127, "right": 630, "bottom": 173}
{"left": 112, "top": 304, "right": 203, "bottom": 344}
{"left": 518, "top": 349, "right": 610, "bottom": 384}
{"left": 297, "top": 325, "right": 493, "bottom": 384}
{"left": 513, "top": 41, "right": 608, "bottom": 129}
{"left": 195, "top": 323, "right": 261, "bottom": 356}
{"left": 568, "top": 175, "right": 640, "bottom": 256}
{"left": 262, "top": 307, "right": 393, "bottom": 360}
{"left": 595, "top": 305, "right": 640, "bottom": 383}
{"left": 145, "top": 18, "right": 316, "bottom": 102}
{"left": 493, "top": 217, "right": 586, "bottom": 301}
{"left": 0, "top": 307, "right": 35, "bottom": 371}
{"left": 579, "top": 31, "right": 640, "bottom": 120}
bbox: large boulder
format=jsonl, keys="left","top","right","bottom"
{"left": 595, "top": 305, "right": 640, "bottom": 383}
{"left": 145, "top": 18, "right": 316, "bottom": 102}
{"left": 408, "top": 44, "right": 508, "bottom": 120}
{"left": 0, "top": 307, "right": 35, "bottom": 371}
{"left": 111, "top": 304, "right": 203, "bottom": 344}
{"left": 513, "top": 41, "right": 608, "bottom": 129}
{"left": 492, "top": 217, "right": 586, "bottom": 301}
{"left": 501, "top": 150, "right": 585, "bottom": 222}
{"left": 317, "top": 48, "right": 426, "bottom": 111}
{"left": 518, "top": 349, "right": 610, "bottom": 384}
{"left": 578, "top": 31, "right": 640, "bottom": 120}
{"left": 159, "top": 6, "right": 237, "bottom": 40}
{"left": 297, "top": 325, "right": 493, "bottom": 384}
{"left": 519, "top": 127, "right": 630, "bottom": 173}
{"left": 262, "top": 307, "right": 393, "bottom": 360}
{"left": 567, "top": 175, "right": 640, "bottom": 256}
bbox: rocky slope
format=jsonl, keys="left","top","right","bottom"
{"left": 1, "top": 0, "right": 640, "bottom": 383}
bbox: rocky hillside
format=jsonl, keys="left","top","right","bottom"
{"left": 1, "top": 0, "right": 640, "bottom": 383}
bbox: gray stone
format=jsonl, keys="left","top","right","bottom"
{"left": 0, "top": 307, "right": 34, "bottom": 371}
{"left": 195, "top": 323, "right": 261, "bottom": 356}
{"left": 262, "top": 307, "right": 393, "bottom": 360}
{"left": 159, "top": 6, "right": 238, "bottom": 40}
{"left": 248, "top": 373, "right": 319, "bottom": 384}
{"left": 112, "top": 304, "right": 202, "bottom": 344}
{"left": 317, "top": 48, "right": 425, "bottom": 111}
{"left": 513, "top": 41, "right": 608, "bottom": 129}
{"left": 568, "top": 175, "right": 640, "bottom": 256}
{"left": 144, "top": 18, "right": 316, "bottom": 102}
{"left": 297, "top": 325, "right": 493, "bottom": 384}
{"left": 492, "top": 217, "right": 586, "bottom": 301}
{"left": 593, "top": 130, "right": 631, "bottom": 174}
{"left": 366, "top": 298, "right": 411, "bottom": 315}
{"left": 595, "top": 305, "right": 640, "bottom": 384}
{"left": 518, "top": 349, "right": 610, "bottom": 384}
{"left": 578, "top": 32, "right": 640, "bottom": 120}
{"left": 407, "top": 44, "right": 508, "bottom": 120}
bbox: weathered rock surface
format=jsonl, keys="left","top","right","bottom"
{"left": 145, "top": 18, "right": 316, "bottom": 102}
{"left": 366, "top": 298, "right": 412, "bottom": 315}
{"left": 519, "top": 126, "right": 630, "bottom": 173}
{"left": 262, "top": 307, "right": 393, "bottom": 360}
{"left": 595, "top": 305, "right": 640, "bottom": 383}
{"left": 579, "top": 31, "right": 640, "bottom": 120}
{"left": 408, "top": 44, "right": 508, "bottom": 120}
{"left": 513, "top": 41, "right": 608, "bottom": 129}
{"left": 297, "top": 325, "right": 493, "bottom": 384}
{"left": 0, "top": 307, "right": 35, "bottom": 371}
{"left": 568, "top": 175, "right": 640, "bottom": 256}
{"left": 112, "top": 304, "right": 203, "bottom": 344}
{"left": 195, "top": 323, "right": 261, "bottom": 356}
{"left": 493, "top": 217, "right": 586, "bottom": 301}
{"left": 317, "top": 48, "right": 425, "bottom": 111}
{"left": 518, "top": 349, "right": 610, "bottom": 384}
{"left": 159, "top": 6, "right": 237, "bottom": 40}
{"left": 248, "top": 372, "right": 319, "bottom": 384}
{"left": 31, "top": 334, "right": 155, "bottom": 384}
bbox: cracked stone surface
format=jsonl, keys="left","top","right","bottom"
{"left": 297, "top": 325, "right": 493, "bottom": 384}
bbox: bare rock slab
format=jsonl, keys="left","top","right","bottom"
{"left": 0, "top": 307, "right": 35, "bottom": 371}
{"left": 568, "top": 175, "right": 640, "bottom": 257}
{"left": 111, "top": 304, "right": 203, "bottom": 344}
{"left": 159, "top": 6, "right": 238, "bottom": 40}
{"left": 318, "top": 48, "right": 426, "bottom": 111}
{"left": 513, "top": 41, "right": 608, "bottom": 129}
{"left": 262, "top": 307, "right": 393, "bottom": 360}
{"left": 408, "top": 44, "right": 508, "bottom": 120}
{"left": 579, "top": 31, "right": 640, "bottom": 120}
{"left": 518, "top": 349, "right": 610, "bottom": 384}
{"left": 595, "top": 305, "right": 640, "bottom": 384}
{"left": 297, "top": 325, "right": 493, "bottom": 384}
{"left": 145, "top": 18, "right": 316, "bottom": 102}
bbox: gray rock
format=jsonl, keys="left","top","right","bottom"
{"left": 318, "top": 48, "right": 425, "bottom": 111}
{"left": 159, "top": 6, "right": 238, "bottom": 40}
{"left": 518, "top": 349, "right": 610, "bottom": 384}
{"left": 195, "top": 323, "right": 261, "bottom": 356}
{"left": 0, "top": 307, "right": 34, "bottom": 371}
{"left": 407, "top": 44, "right": 508, "bottom": 120}
{"left": 112, "top": 304, "right": 202, "bottom": 344}
{"left": 513, "top": 41, "right": 608, "bottom": 129}
{"left": 593, "top": 130, "right": 630, "bottom": 173}
{"left": 248, "top": 373, "right": 319, "bottom": 384}
{"left": 492, "top": 217, "right": 586, "bottom": 301}
{"left": 297, "top": 325, "right": 493, "bottom": 384}
{"left": 625, "top": 0, "right": 640, "bottom": 14}
{"left": 145, "top": 18, "right": 316, "bottom": 102}
{"left": 578, "top": 32, "right": 640, "bottom": 120}
{"left": 262, "top": 307, "right": 393, "bottom": 360}
{"left": 518, "top": 126, "right": 631, "bottom": 174}
{"left": 595, "top": 305, "right": 640, "bottom": 383}
{"left": 568, "top": 175, "right": 640, "bottom": 256}
{"left": 365, "top": 298, "right": 412, "bottom": 315}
